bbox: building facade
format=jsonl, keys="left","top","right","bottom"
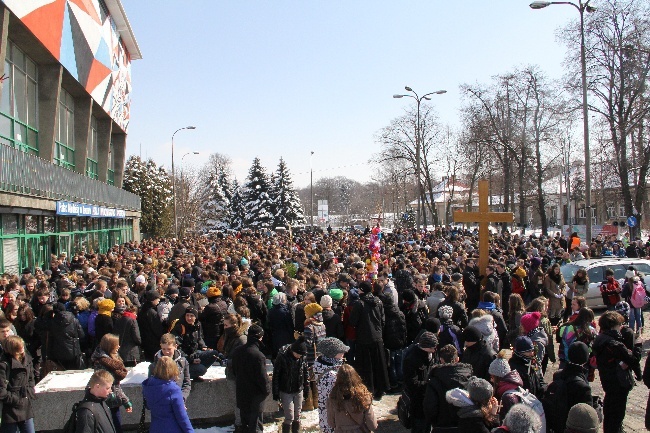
{"left": 0, "top": 0, "right": 141, "bottom": 274}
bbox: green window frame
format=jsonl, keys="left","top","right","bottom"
{"left": 55, "top": 89, "right": 75, "bottom": 169}
{"left": 87, "top": 158, "right": 98, "bottom": 179}
{"left": 87, "top": 116, "right": 98, "bottom": 179}
{"left": 107, "top": 169, "right": 115, "bottom": 185}
{"left": 0, "top": 41, "right": 39, "bottom": 155}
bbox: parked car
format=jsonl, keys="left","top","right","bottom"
{"left": 560, "top": 258, "right": 650, "bottom": 308}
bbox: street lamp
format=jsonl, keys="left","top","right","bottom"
{"left": 171, "top": 126, "right": 196, "bottom": 238}
{"left": 393, "top": 87, "right": 447, "bottom": 231}
{"left": 530, "top": 0, "right": 595, "bottom": 241}
{"left": 310, "top": 151, "right": 315, "bottom": 228}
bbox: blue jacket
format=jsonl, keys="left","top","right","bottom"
{"left": 142, "top": 377, "right": 194, "bottom": 433}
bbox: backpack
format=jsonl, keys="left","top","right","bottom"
{"left": 541, "top": 377, "right": 568, "bottom": 433}
{"left": 439, "top": 324, "right": 461, "bottom": 353}
{"left": 630, "top": 281, "right": 647, "bottom": 308}
{"left": 384, "top": 309, "right": 407, "bottom": 351}
{"left": 397, "top": 390, "right": 413, "bottom": 429}
{"left": 600, "top": 280, "right": 621, "bottom": 306}
{"left": 511, "top": 276, "right": 525, "bottom": 294}
{"left": 63, "top": 402, "right": 92, "bottom": 433}
{"left": 503, "top": 387, "right": 546, "bottom": 433}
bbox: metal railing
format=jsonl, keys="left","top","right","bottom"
{"left": 0, "top": 144, "right": 140, "bottom": 211}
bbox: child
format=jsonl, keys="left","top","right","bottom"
{"left": 272, "top": 337, "right": 309, "bottom": 433}
{"left": 76, "top": 370, "right": 116, "bottom": 433}
{"left": 149, "top": 333, "right": 191, "bottom": 401}
{"left": 91, "top": 334, "right": 132, "bottom": 433}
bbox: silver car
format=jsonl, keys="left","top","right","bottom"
{"left": 560, "top": 258, "right": 650, "bottom": 308}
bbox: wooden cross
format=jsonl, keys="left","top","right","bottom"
{"left": 453, "top": 180, "right": 514, "bottom": 274}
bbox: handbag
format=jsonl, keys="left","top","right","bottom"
{"left": 345, "top": 408, "right": 371, "bottom": 433}
{"left": 397, "top": 391, "right": 413, "bottom": 429}
{"left": 137, "top": 400, "right": 149, "bottom": 433}
{"left": 616, "top": 364, "right": 636, "bottom": 390}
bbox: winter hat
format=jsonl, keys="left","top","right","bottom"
{"left": 248, "top": 324, "right": 264, "bottom": 340}
{"left": 206, "top": 286, "right": 222, "bottom": 298}
{"left": 305, "top": 303, "right": 323, "bottom": 319}
{"left": 329, "top": 288, "right": 344, "bottom": 301}
{"left": 185, "top": 307, "right": 198, "bottom": 317}
{"left": 179, "top": 287, "right": 192, "bottom": 299}
{"left": 418, "top": 332, "right": 438, "bottom": 349}
{"left": 467, "top": 376, "right": 493, "bottom": 405}
{"left": 348, "top": 288, "right": 360, "bottom": 301}
{"left": 359, "top": 281, "right": 373, "bottom": 293}
{"left": 488, "top": 350, "right": 512, "bottom": 378}
{"left": 520, "top": 312, "right": 541, "bottom": 333}
{"left": 565, "top": 403, "right": 599, "bottom": 433}
{"left": 514, "top": 336, "right": 535, "bottom": 354}
{"left": 615, "top": 301, "right": 630, "bottom": 320}
{"left": 320, "top": 295, "right": 333, "bottom": 308}
{"left": 290, "top": 337, "right": 308, "bottom": 356}
{"left": 145, "top": 290, "right": 160, "bottom": 302}
{"left": 451, "top": 273, "right": 463, "bottom": 282}
{"left": 165, "top": 286, "right": 179, "bottom": 297}
{"left": 501, "top": 403, "right": 542, "bottom": 433}
{"left": 98, "top": 299, "right": 115, "bottom": 315}
{"left": 438, "top": 305, "right": 454, "bottom": 321}
{"left": 462, "top": 326, "right": 483, "bottom": 343}
{"left": 317, "top": 337, "right": 349, "bottom": 358}
{"left": 182, "top": 278, "right": 195, "bottom": 288}
{"left": 135, "top": 275, "right": 147, "bottom": 284}
{"left": 567, "top": 341, "right": 590, "bottom": 366}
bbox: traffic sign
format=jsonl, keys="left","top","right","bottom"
{"left": 627, "top": 215, "right": 637, "bottom": 228}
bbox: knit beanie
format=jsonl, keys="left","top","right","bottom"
{"left": 520, "top": 312, "right": 541, "bottom": 333}
{"left": 514, "top": 336, "right": 535, "bottom": 355}
{"left": 304, "top": 303, "right": 323, "bottom": 319}
{"left": 98, "top": 299, "right": 115, "bottom": 316}
{"left": 320, "top": 295, "right": 333, "bottom": 309}
{"left": 145, "top": 290, "right": 160, "bottom": 302}
{"left": 438, "top": 305, "right": 454, "bottom": 321}
{"left": 185, "top": 307, "right": 198, "bottom": 317}
{"left": 329, "top": 288, "right": 344, "bottom": 301}
{"left": 248, "top": 324, "right": 264, "bottom": 340}
{"left": 418, "top": 332, "right": 438, "bottom": 349}
{"left": 502, "top": 403, "right": 542, "bottom": 433}
{"left": 290, "top": 337, "right": 308, "bottom": 355}
{"left": 462, "top": 326, "right": 483, "bottom": 343}
{"left": 488, "top": 350, "right": 512, "bottom": 378}
{"left": 206, "top": 286, "right": 222, "bottom": 298}
{"left": 179, "top": 287, "right": 191, "bottom": 299}
{"left": 567, "top": 341, "right": 590, "bottom": 366}
{"left": 467, "top": 376, "right": 493, "bottom": 405}
{"left": 566, "top": 403, "right": 599, "bottom": 433}
{"left": 317, "top": 337, "right": 349, "bottom": 358}
{"left": 615, "top": 301, "right": 630, "bottom": 321}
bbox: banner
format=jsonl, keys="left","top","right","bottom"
{"left": 56, "top": 201, "right": 126, "bottom": 219}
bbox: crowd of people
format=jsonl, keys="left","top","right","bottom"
{"left": 0, "top": 226, "right": 648, "bottom": 433}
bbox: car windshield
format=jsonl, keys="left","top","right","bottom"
{"left": 561, "top": 264, "right": 580, "bottom": 282}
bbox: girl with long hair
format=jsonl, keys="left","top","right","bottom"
{"left": 543, "top": 264, "right": 566, "bottom": 325}
{"left": 566, "top": 268, "right": 589, "bottom": 321}
{"left": 0, "top": 336, "right": 36, "bottom": 433}
{"left": 526, "top": 297, "right": 556, "bottom": 372}
{"left": 326, "top": 364, "right": 378, "bottom": 433}
{"left": 558, "top": 307, "right": 596, "bottom": 369}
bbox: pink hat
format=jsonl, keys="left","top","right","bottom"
{"left": 521, "top": 312, "right": 541, "bottom": 333}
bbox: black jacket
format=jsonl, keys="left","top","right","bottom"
{"left": 382, "top": 296, "right": 407, "bottom": 351}
{"left": 461, "top": 339, "right": 496, "bottom": 382}
{"left": 268, "top": 303, "right": 296, "bottom": 356}
{"left": 137, "top": 301, "right": 165, "bottom": 358}
{"left": 231, "top": 340, "right": 271, "bottom": 406}
{"left": 321, "top": 308, "right": 344, "bottom": 341}
{"left": 40, "top": 310, "right": 84, "bottom": 362}
{"left": 402, "top": 344, "right": 435, "bottom": 418}
{"left": 171, "top": 318, "right": 206, "bottom": 360}
{"left": 349, "top": 293, "right": 385, "bottom": 344}
{"left": 113, "top": 313, "right": 141, "bottom": 364}
{"left": 403, "top": 302, "right": 427, "bottom": 345}
{"left": 199, "top": 297, "right": 228, "bottom": 345}
{"left": 75, "top": 390, "right": 116, "bottom": 433}
{"left": 550, "top": 363, "right": 593, "bottom": 429}
{"left": 592, "top": 329, "right": 640, "bottom": 393}
{"left": 423, "top": 362, "right": 473, "bottom": 427}
{"left": 438, "top": 299, "right": 469, "bottom": 329}
{"left": 94, "top": 315, "right": 113, "bottom": 345}
{"left": 0, "top": 353, "right": 35, "bottom": 423}
{"left": 272, "top": 344, "right": 309, "bottom": 399}
{"left": 508, "top": 353, "right": 545, "bottom": 398}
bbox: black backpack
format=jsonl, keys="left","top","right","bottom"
{"left": 384, "top": 309, "right": 407, "bottom": 351}
{"left": 541, "top": 376, "right": 569, "bottom": 433}
{"left": 63, "top": 402, "right": 92, "bottom": 433}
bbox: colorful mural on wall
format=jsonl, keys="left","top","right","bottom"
{"left": 2, "top": 0, "right": 132, "bottom": 132}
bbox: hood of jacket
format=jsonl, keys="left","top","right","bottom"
{"left": 469, "top": 314, "right": 495, "bottom": 337}
{"left": 445, "top": 387, "right": 474, "bottom": 408}
{"left": 592, "top": 329, "right": 621, "bottom": 354}
{"left": 53, "top": 310, "right": 76, "bottom": 327}
{"left": 496, "top": 370, "right": 523, "bottom": 396}
{"left": 91, "top": 346, "right": 111, "bottom": 363}
{"left": 153, "top": 349, "right": 183, "bottom": 364}
{"left": 429, "top": 362, "right": 473, "bottom": 390}
{"left": 427, "top": 291, "right": 445, "bottom": 301}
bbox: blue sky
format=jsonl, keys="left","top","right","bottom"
{"left": 122, "top": 1, "right": 578, "bottom": 188}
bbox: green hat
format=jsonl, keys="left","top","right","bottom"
{"left": 329, "top": 288, "right": 344, "bottom": 301}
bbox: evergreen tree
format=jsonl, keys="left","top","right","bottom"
{"left": 229, "top": 179, "right": 245, "bottom": 230}
{"left": 270, "top": 157, "right": 305, "bottom": 228}
{"left": 241, "top": 157, "right": 274, "bottom": 229}
{"left": 202, "top": 154, "right": 234, "bottom": 231}
{"left": 123, "top": 155, "right": 172, "bottom": 236}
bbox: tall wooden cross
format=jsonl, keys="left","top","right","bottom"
{"left": 453, "top": 180, "right": 514, "bottom": 274}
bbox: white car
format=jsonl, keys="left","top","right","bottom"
{"left": 560, "top": 258, "right": 650, "bottom": 308}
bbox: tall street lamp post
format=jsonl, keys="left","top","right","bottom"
{"left": 310, "top": 151, "right": 314, "bottom": 228}
{"left": 171, "top": 126, "right": 196, "bottom": 238}
{"left": 530, "top": 0, "right": 595, "bottom": 241}
{"left": 393, "top": 87, "right": 446, "bottom": 231}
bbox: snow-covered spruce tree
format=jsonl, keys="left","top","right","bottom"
{"left": 201, "top": 154, "right": 234, "bottom": 231}
{"left": 123, "top": 155, "right": 172, "bottom": 237}
{"left": 229, "top": 179, "right": 245, "bottom": 230}
{"left": 270, "top": 157, "right": 305, "bottom": 228}
{"left": 241, "top": 157, "right": 274, "bottom": 229}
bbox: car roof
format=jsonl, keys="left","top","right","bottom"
{"left": 569, "top": 258, "right": 650, "bottom": 268}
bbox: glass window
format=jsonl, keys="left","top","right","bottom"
{"left": 59, "top": 217, "right": 69, "bottom": 232}
{"left": 25, "top": 215, "right": 38, "bottom": 234}
{"left": 71, "top": 217, "right": 78, "bottom": 232}
{"left": 55, "top": 89, "right": 75, "bottom": 169}
{"left": 1, "top": 214, "right": 18, "bottom": 234}
{"left": 587, "top": 266, "right": 603, "bottom": 284}
{"left": 89, "top": 117, "right": 98, "bottom": 160}
{"left": 80, "top": 217, "right": 88, "bottom": 231}
{"left": 44, "top": 216, "right": 55, "bottom": 233}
